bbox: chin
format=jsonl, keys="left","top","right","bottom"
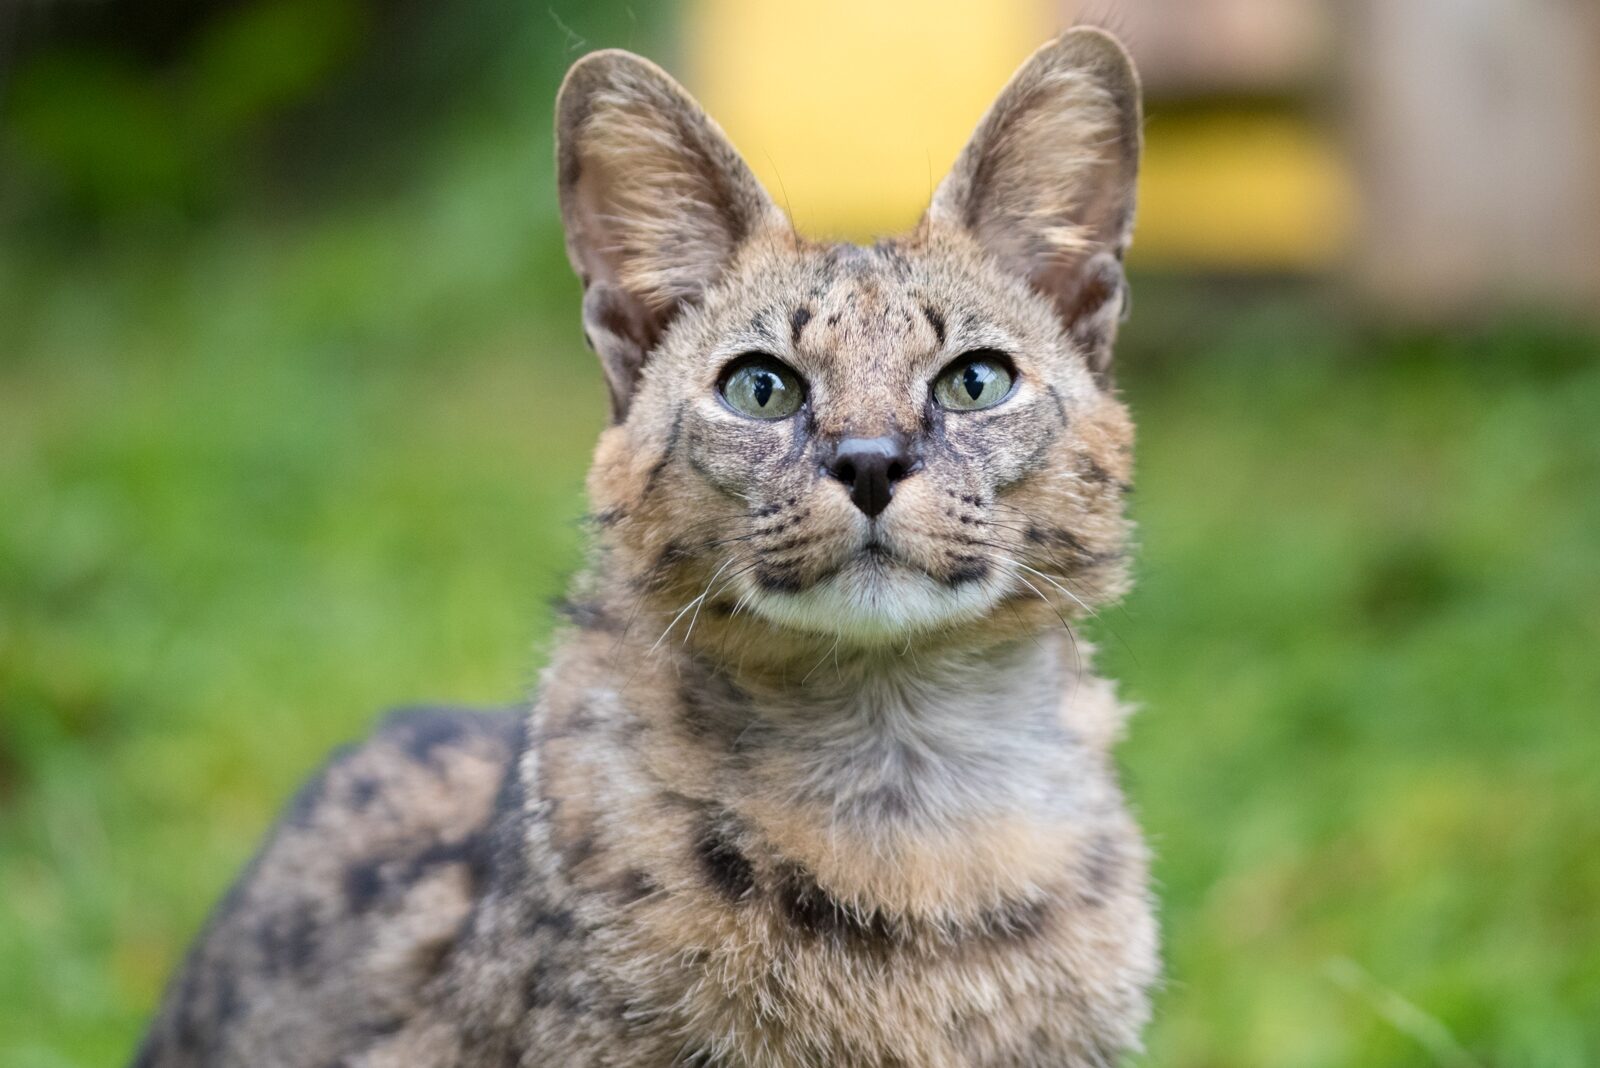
{"left": 744, "top": 555, "right": 1002, "bottom": 643}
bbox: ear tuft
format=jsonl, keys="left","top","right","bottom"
{"left": 928, "top": 28, "right": 1142, "bottom": 385}
{"left": 556, "top": 50, "right": 780, "bottom": 420}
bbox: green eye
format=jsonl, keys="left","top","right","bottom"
{"left": 719, "top": 356, "right": 804, "bottom": 420}
{"left": 934, "top": 351, "right": 1015, "bottom": 411}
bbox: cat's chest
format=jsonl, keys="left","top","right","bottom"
{"left": 547, "top": 801, "right": 1141, "bottom": 1068}
{"left": 574, "top": 885, "right": 1091, "bottom": 1068}
{"left": 494, "top": 653, "right": 1150, "bottom": 1065}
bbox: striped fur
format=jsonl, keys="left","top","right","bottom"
{"left": 135, "top": 29, "right": 1157, "bottom": 1067}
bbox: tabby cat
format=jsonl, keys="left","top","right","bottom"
{"left": 135, "top": 28, "right": 1157, "bottom": 1067}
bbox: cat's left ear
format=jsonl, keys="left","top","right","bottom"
{"left": 927, "top": 28, "right": 1142, "bottom": 386}
{"left": 556, "top": 50, "right": 784, "bottom": 421}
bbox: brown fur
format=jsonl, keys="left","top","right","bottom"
{"left": 135, "top": 29, "right": 1156, "bottom": 1067}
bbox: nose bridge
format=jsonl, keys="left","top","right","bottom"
{"left": 807, "top": 267, "right": 925, "bottom": 443}
{"left": 830, "top": 402, "right": 904, "bottom": 444}
{"left": 813, "top": 363, "right": 922, "bottom": 443}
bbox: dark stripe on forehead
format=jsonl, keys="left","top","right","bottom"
{"left": 872, "top": 238, "right": 911, "bottom": 277}
{"left": 815, "top": 243, "right": 851, "bottom": 287}
{"left": 790, "top": 305, "right": 812, "bottom": 344}
{"left": 747, "top": 312, "right": 778, "bottom": 346}
{"left": 921, "top": 304, "right": 946, "bottom": 347}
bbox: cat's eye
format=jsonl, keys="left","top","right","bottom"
{"left": 719, "top": 355, "right": 805, "bottom": 420}
{"left": 933, "top": 351, "right": 1015, "bottom": 412}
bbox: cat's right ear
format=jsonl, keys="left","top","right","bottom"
{"left": 556, "top": 50, "right": 782, "bottom": 422}
{"left": 926, "top": 29, "right": 1142, "bottom": 387}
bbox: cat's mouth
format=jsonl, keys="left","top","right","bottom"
{"left": 742, "top": 533, "right": 1001, "bottom": 641}
{"left": 809, "top": 532, "right": 914, "bottom": 585}
{"left": 860, "top": 536, "right": 897, "bottom": 563}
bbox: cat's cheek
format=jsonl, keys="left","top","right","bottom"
{"left": 948, "top": 415, "right": 1061, "bottom": 492}
{"left": 683, "top": 415, "right": 806, "bottom": 501}
{"left": 1074, "top": 398, "right": 1137, "bottom": 486}
{"left": 586, "top": 426, "right": 643, "bottom": 510}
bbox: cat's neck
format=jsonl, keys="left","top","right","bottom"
{"left": 589, "top": 617, "right": 1123, "bottom": 918}
{"left": 698, "top": 636, "right": 1087, "bottom": 824}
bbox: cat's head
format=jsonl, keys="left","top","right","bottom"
{"left": 557, "top": 30, "right": 1140, "bottom": 647}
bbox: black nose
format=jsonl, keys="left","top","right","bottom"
{"left": 824, "top": 436, "right": 919, "bottom": 517}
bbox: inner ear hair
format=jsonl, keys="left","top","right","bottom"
{"left": 555, "top": 49, "right": 781, "bottom": 421}
{"left": 927, "top": 28, "right": 1142, "bottom": 387}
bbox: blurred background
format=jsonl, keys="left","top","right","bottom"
{"left": 1, "top": 1, "right": 1596, "bottom": 1065}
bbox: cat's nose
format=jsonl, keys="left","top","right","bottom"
{"left": 823, "top": 436, "right": 920, "bottom": 518}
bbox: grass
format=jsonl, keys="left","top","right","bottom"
{"left": 2, "top": 156, "right": 1598, "bottom": 1067}
{"left": 1107, "top": 299, "right": 1600, "bottom": 1067}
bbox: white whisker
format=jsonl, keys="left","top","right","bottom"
{"left": 652, "top": 556, "right": 732, "bottom": 651}
{"left": 679, "top": 555, "right": 742, "bottom": 646}
{"left": 1014, "top": 560, "right": 1096, "bottom": 616}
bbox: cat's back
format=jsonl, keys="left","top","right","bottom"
{"left": 132, "top": 706, "right": 523, "bottom": 1067}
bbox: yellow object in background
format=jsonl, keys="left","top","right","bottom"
{"left": 685, "top": 0, "right": 1354, "bottom": 268}
{"left": 1135, "top": 112, "right": 1355, "bottom": 270}
{"left": 685, "top": 0, "right": 1053, "bottom": 239}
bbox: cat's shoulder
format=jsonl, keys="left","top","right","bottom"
{"left": 132, "top": 706, "right": 524, "bottom": 1067}
{"left": 259, "top": 705, "right": 525, "bottom": 893}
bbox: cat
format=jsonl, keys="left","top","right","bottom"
{"left": 133, "top": 27, "right": 1156, "bottom": 1067}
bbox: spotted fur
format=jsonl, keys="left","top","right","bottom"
{"left": 135, "top": 29, "right": 1156, "bottom": 1067}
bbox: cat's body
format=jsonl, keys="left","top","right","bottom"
{"left": 136, "top": 30, "right": 1159, "bottom": 1067}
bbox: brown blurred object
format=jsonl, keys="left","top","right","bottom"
{"left": 1349, "top": 0, "right": 1600, "bottom": 316}
{"left": 1082, "top": 0, "right": 1331, "bottom": 95}
{"left": 1060, "top": 0, "right": 1353, "bottom": 270}
{"left": 1068, "top": 0, "right": 1600, "bottom": 315}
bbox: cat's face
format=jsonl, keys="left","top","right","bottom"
{"left": 595, "top": 232, "right": 1133, "bottom": 642}
{"left": 558, "top": 33, "right": 1141, "bottom": 646}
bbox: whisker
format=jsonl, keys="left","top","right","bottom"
{"left": 958, "top": 535, "right": 1104, "bottom": 611}
{"left": 977, "top": 541, "right": 1140, "bottom": 667}
{"left": 801, "top": 636, "right": 841, "bottom": 685}
{"left": 1013, "top": 561, "right": 1095, "bottom": 616}
{"left": 978, "top": 548, "right": 1085, "bottom": 670}
{"left": 652, "top": 555, "right": 736, "bottom": 651}
{"left": 685, "top": 559, "right": 763, "bottom": 643}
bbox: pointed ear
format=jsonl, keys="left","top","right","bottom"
{"left": 927, "top": 29, "right": 1142, "bottom": 385}
{"left": 556, "top": 50, "right": 782, "bottom": 421}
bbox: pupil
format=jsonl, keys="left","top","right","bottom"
{"left": 752, "top": 372, "right": 774, "bottom": 408}
{"left": 963, "top": 365, "right": 985, "bottom": 400}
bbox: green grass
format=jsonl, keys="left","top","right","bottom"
{"left": 1108, "top": 304, "right": 1600, "bottom": 1067}
{"left": 2, "top": 173, "right": 1598, "bottom": 1065}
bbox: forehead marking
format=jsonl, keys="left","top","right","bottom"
{"left": 748, "top": 312, "right": 777, "bottom": 346}
{"left": 790, "top": 306, "right": 812, "bottom": 344}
